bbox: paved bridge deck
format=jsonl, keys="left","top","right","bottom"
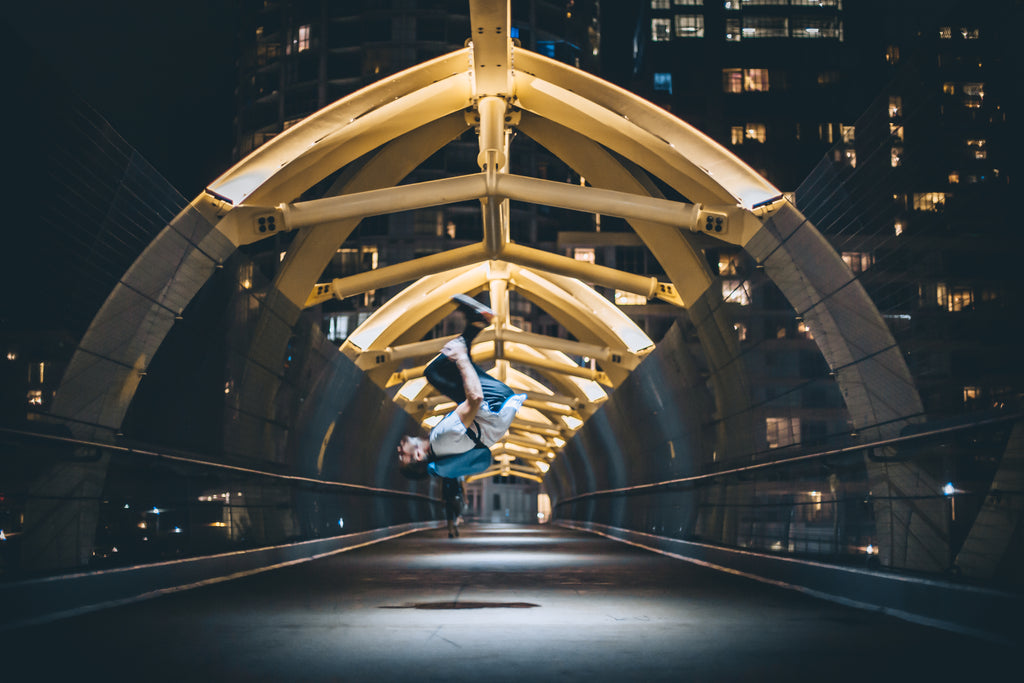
{"left": 2, "top": 524, "right": 1010, "bottom": 681}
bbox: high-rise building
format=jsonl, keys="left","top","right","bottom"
{"left": 806, "top": 1, "right": 1020, "bottom": 418}
{"left": 585, "top": 0, "right": 1019, "bottom": 458}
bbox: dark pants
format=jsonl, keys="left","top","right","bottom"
{"left": 424, "top": 327, "right": 514, "bottom": 413}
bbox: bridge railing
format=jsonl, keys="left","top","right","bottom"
{"left": 554, "top": 411, "right": 1022, "bottom": 586}
{"left": 0, "top": 425, "right": 438, "bottom": 582}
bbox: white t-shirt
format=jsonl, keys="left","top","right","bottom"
{"left": 430, "top": 393, "right": 527, "bottom": 456}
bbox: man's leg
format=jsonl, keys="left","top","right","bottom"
{"left": 424, "top": 295, "right": 496, "bottom": 403}
{"left": 425, "top": 354, "right": 513, "bottom": 409}
{"left": 478, "top": 371, "right": 514, "bottom": 413}
{"left": 425, "top": 353, "right": 466, "bottom": 403}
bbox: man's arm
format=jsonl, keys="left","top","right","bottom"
{"left": 443, "top": 338, "right": 483, "bottom": 428}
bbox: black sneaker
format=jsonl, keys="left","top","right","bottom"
{"left": 451, "top": 294, "right": 494, "bottom": 328}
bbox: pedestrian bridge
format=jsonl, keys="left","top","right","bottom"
{"left": 2, "top": 0, "right": 1020, "bottom": 657}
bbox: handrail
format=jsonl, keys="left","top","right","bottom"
{"left": 0, "top": 425, "right": 437, "bottom": 504}
{"left": 555, "top": 411, "right": 1022, "bottom": 506}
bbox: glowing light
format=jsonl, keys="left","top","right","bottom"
{"left": 562, "top": 416, "right": 583, "bottom": 430}
{"left": 0, "top": 530, "right": 5, "bottom": 541}
{"left": 553, "top": 437, "right": 565, "bottom": 448}
{"left": 5, "top": 352, "right": 15, "bottom": 361}
{"left": 943, "top": 482, "right": 955, "bottom": 496}
{"left": 338, "top": 518, "right": 345, "bottom": 529}
{"left": 535, "top": 461, "right": 550, "bottom": 473}
{"left": 866, "top": 545, "right": 878, "bottom": 555}
{"left": 151, "top": 507, "right": 160, "bottom": 514}
{"left": 172, "top": 526, "right": 182, "bottom": 534}
{"left": 396, "top": 376, "right": 429, "bottom": 401}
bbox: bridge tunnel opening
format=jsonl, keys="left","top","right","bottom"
{"left": 17, "top": 1, "right": 1017, "bottom": 596}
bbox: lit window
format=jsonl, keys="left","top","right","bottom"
{"left": 936, "top": 282, "right": 947, "bottom": 307}
{"left": 842, "top": 252, "right": 874, "bottom": 274}
{"left": 966, "top": 139, "right": 987, "bottom": 160}
{"left": 885, "top": 45, "right": 900, "bottom": 64}
{"left": 27, "top": 389, "right": 43, "bottom": 406}
{"left": 722, "top": 279, "right": 750, "bottom": 305}
{"left": 913, "top": 192, "right": 947, "bottom": 212}
{"left": 942, "top": 82, "right": 956, "bottom": 95}
{"left": 298, "top": 25, "right": 310, "bottom": 52}
{"left": 745, "top": 123, "right": 766, "bottom": 142}
{"left": 818, "top": 70, "right": 839, "bottom": 85}
{"left": 744, "top": 68, "right": 769, "bottom": 91}
{"left": 731, "top": 126, "right": 744, "bottom": 145}
{"left": 841, "top": 125, "right": 855, "bottom": 143}
{"left": 766, "top": 417, "right": 801, "bottom": 449}
{"left": 723, "top": 69, "right": 743, "bottom": 93}
{"left": 844, "top": 149, "right": 856, "bottom": 167}
{"left": 948, "top": 171, "right": 960, "bottom": 184}
{"left": 725, "top": 18, "right": 741, "bottom": 41}
{"left": 718, "top": 253, "right": 741, "bottom": 276}
{"left": 820, "top": 123, "right": 833, "bottom": 144}
{"left": 742, "top": 16, "right": 788, "bottom": 38}
{"left": 963, "top": 386, "right": 981, "bottom": 403}
{"left": 889, "top": 123, "right": 904, "bottom": 141}
{"left": 326, "top": 314, "right": 351, "bottom": 342}
{"left": 889, "top": 96, "right": 902, "bottom": 118}
{"left": 653, "top": 72, "right": 673, "bottom": 93}
{"left": 961, "top": 27, "right": 979, "bottom": 40}
{"left": 939, "top": 26, "right": 952, "bottom": 39}
{"left": 794, "top": 17, "right": 842, "bottom": 39}
{"left": 615, "top": 290, "right": 648, "bottom": 306}
{"left": 948, "top": 287, "right": 974, "bottom": 312}
{"left": 894, "top": 221, "right": 904, "bottom": 236}
{"left": 674, "top": 0, "right": 704, "bottom": 4}
{"left": 652, "top": 18, "right": 672, "bottom": 41}
{"left": 573, "top": 247, "right": 596, "bottom": 264}
{"left": 797, "top": 321, "right": 813, "bottom": 340}
{"left": 675, "top": 15, "right": 705, "bottom": 37}
{"left": 651, "top": 0, "right": 670, "bottom": 8}
{"left": 890, "top": 147, "right": 903, "bottom": 167}
{"left": 734, "top": 322, "right": 747, "bottom": 341}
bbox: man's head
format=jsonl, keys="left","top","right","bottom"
{"left": 397, "top": 435, "right": 430, "bottom": 479}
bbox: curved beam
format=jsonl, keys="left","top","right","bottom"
{"left": 517, "top": 113, "right": 717, "bottom": 307}
{"left": 513, "top": 49, "right": 779, "bottom": 209}
{"left": 208, "top": 49, "right": 472, "bottom": 205}
{"left": 275, "top": 112, "right": 471, "bottom": 306}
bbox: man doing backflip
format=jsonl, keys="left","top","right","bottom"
{"left": 397, "top": 295, "right": 526, "bottom": 484}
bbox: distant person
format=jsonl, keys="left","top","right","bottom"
{"left": 441, "top": 476, "right": 465, "bottom": 538}
{"left": 397, "top": 295, "right": 526, "bottom": 482}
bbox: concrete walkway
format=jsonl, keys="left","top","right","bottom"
{"left": 2, "top": 524, "right": 1011, "bottom": 681}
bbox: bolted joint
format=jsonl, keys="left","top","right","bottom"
{"left": 476, "top": 96, "right": 508, "bottom": 172}
{"left": 695, "top": 206, "right": 730, "bottom": 236}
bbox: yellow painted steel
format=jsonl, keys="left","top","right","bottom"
{"left": 200, "top": 0, "right": 785, "bottom": 469}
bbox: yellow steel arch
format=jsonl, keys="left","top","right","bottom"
{"left": 178, "top": 0, "right": 790, "bottom": 479}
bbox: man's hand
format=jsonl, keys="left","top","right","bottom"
{"left": 441, "top": 337, "right": 469, "bottom": 362}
